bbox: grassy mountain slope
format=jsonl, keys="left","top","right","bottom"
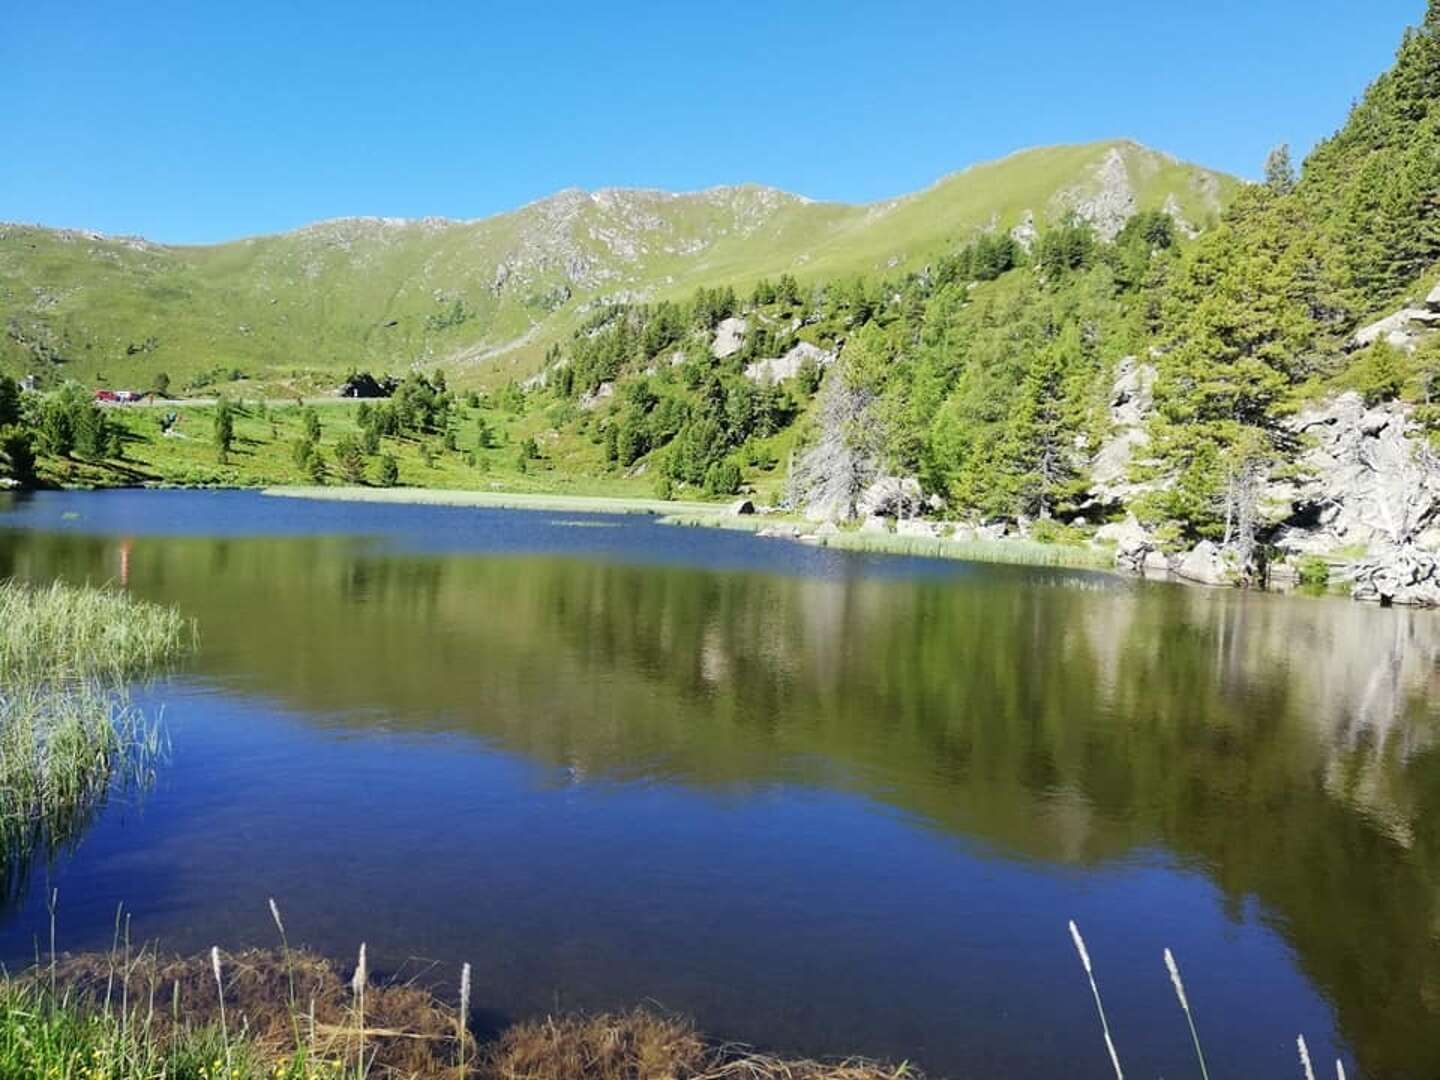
{"left": 0, "top": 140, "right": 1234, "bottom": 393}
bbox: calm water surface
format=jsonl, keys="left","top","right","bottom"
{"left": 1, "top": 490, "right": 1437, "bottom": 1079}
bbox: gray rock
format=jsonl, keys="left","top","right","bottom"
{"left": 1089, "top": 357, "right": 1158, "bottom": 505}
{"left": 857, "top": 476, "right": 923, "bottom": 519}
{"left": 711, "top": 317, "right": 747, "bottom": 359}
{"left": 1095, "top": 515, "right": 1149, "bottom": 548}
{"left": 1175, "top": 541, "right": 1232, "bottom": 587}
{"left": 757, "top": 525, "right": 800, "bottom": 539}
{"left": 579, "top": 381, "right": 614, "bottom": 410}
{"left": 1276, "top": 392, "right": 1440, "bottom": 555}
{"left": 730, "top": 499, "right": 755, "bottom": 516}
{"left": 1351, "top": 306, "right": 1440, "bottom": 352}
{"left": 1352, "top": 544, "right": 1440, "bottom": 606}
{"left": 1142, "top": 550, "right": 1171, "bottom": 577}
{"left": 1428, "top": 281, "right": 1440, "bottom": 310}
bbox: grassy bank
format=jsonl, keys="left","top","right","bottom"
{"left": 263, "top": 485, "right": 715, "bottom": 517}
{"left": 0, "top": 946, "right": 917, "bottom": 1080}
{"left": 661, "top": 513, "right": 1115, "bottom": 571}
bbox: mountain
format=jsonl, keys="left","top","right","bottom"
{"left": 0, "top": 140, "right": 1234, "bottom": 392}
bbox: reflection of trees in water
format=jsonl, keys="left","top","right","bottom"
{"left": 5, "top": 529, "right": 1440, "bottom": 1075}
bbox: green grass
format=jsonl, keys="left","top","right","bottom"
{"left": 38, "top": 399, "right": 717, "bottom": 501}
{"left": 0, "top": 976, "right": 314, "bottom": 1080}
{"left": 1, "top": 141, "right": 1235, "bottom": 393}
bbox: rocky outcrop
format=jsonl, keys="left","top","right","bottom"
{"left": 579, "top": 381, "right": 614, "bottom": 410}
{"left": 1352, "top": 545, "right": 1440, "bottom": 607}
{"left": 711, "top": 317, "right": 747, "bottom": 359}
{"left": 743, "top": 341, "right": 835, "bottom": 384}
{"left": 1350, "top": 283, "right": 1440, "bottom": 351}
{"left": 1009, "top": 211, "right": 1039, "bottom": 253}
{"left": 1089, "top": 356, "right": 1158, "bottom": 506}
{"left": 1055, "top": 146, "right": 1136, "bottom": 243}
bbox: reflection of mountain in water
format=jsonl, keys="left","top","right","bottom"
{"left": 3, "top": 526, "right": 1439, "bottom": 1077}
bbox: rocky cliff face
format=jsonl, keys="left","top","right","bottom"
{"left": 1272, "top": 393, "right": 1440, "bottom": 557}
{"left": 1090, "top": 357, "right": 1440, "bottom": 602}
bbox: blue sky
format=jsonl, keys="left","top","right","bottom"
{"left": 1, "top": 1, "right": 1424, "bottom": 243}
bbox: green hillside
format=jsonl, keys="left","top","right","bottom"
{"left": 0, "top": 140, "right": 1233, "bottom": 393}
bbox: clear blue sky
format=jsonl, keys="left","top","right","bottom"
{"left": 1, "top": 1, "right": 1425, "bottom": 243}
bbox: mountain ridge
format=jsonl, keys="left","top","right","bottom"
{"left": 0, "top": 139, "right": 1235, "bottom": 391}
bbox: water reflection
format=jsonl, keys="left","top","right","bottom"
{"left": 0, "top": 494, "right": 1438, "bottom": 1077}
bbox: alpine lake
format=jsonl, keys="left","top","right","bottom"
{"left": 1, "top": 489, "right": 1437, "bottom": 1079}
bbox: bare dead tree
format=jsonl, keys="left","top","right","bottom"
{"left": 788, "top": 367, "right": 882, "bottom": 520}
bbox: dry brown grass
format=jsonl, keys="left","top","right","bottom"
{"left": 38, "top": 950, "right": 922, "bottom": 1080}
{"left": 46, "top": 948, "right": 466, "bottom": 1077}
{"left": 484, "top": 1011, "right": 920, "bottom": 1080}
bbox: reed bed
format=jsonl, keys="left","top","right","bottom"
{"left": 0, "top": 579, "right": 191, "bottom": 901}
{"left": 0, "top": 579, "right": 193, "bottom": 685}
{"left": 0, "top": 684, "right": 165, "bottom": 898}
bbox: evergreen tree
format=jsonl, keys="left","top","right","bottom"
{"left": 213, "top": 397, "right": 235, "bottom": 463}
{"left": 1263, "top": 144, "right": 1296, "bottom": 195}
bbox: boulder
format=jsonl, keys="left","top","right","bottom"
{"left": 757, "top": 524, "right": 799, "bottom": 539}
{"left": 1097, "top": 515, "right": 1156, "bottom": 573}
{"left": 730, "top": 499, "right": 755, "bottom": 516}
{"left": 1428, "top": 281, "right": 1440, "bottom": 309}
{"left": 857, "top": 476, "right": 924, "bottom": 519}
{"left": 711, "top": 317, "right": 747, "bottom": 359}
{"left": 1174, "top": 541, "right": 1232, "bottom": 587}
{"left": 1351, "top": 304, "right": 1440, "bottom": 351}
{"left": 1095, "top": 515, "right": 1149, "bottom": 548}
{"left": 1142, "top": 550, "right": 1171, "bottom": 577}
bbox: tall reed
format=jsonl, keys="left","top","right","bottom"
{"left": 458, "top": 961, "right": 471, "bottom": 1077}
{"left": 352, "top": 942, "right": 367, "bottom": 1078}
{"left": 1164, "top": 948, "right": 1208, "bottom": 1080}
{"left": 212, "top": 946, "right": 232, "bottom": 1077}
{"left": 1068, "top": 920, "right": 1123, "bottom": 1080}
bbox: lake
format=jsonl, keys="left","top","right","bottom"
{"left": 0, "top": 489, "right": 1436, "bottom": 1079}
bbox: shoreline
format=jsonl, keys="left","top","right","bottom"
{"left": 261, "top": 485, "right": 1117, "bottom": 572}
